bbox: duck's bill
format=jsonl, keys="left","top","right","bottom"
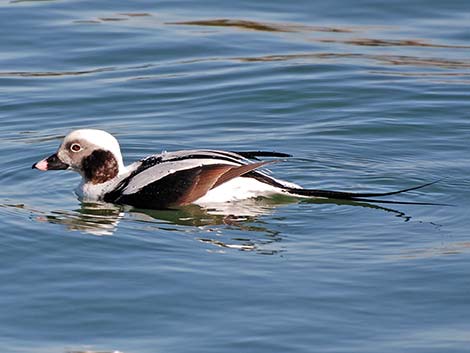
{"left": 32, "top": 153, "right": 69, "bottom": 171}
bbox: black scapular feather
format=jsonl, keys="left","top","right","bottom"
{"left": 232, "top": 151, "right": 292, "bottom": 160}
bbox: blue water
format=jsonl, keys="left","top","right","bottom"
{"left": 1, "top": 1, "right": 470, "bottom": 352}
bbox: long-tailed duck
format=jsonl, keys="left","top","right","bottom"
{"left": 32, "top": 129, "right": 438, "bottom": 209}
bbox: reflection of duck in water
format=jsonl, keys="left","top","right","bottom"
{"left": 23, "top": 194, "right": 457, "bottom": 256}
{"left": 38, "top": 198, "right": 280, "bottom": 236}
{"left": 36, "top": 200, "right": 285, "bottom": 253}
{"left": 35, "top": 197, "right": 414, "bottom": 255}
{"left": 32, "top": 129, "right": 440, "bottom": 210}
{"left": 36, "top": 202, "right": 125, "bottom": 236}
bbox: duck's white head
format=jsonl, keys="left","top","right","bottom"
{"left": 32, "top": 129, "right": 125, "bottom": 184}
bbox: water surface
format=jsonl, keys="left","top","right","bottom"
{"left": 1, "top": 1, "right": 469, "bottom": 352}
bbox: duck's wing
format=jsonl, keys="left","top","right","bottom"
{"left": 104, "top": 150, "right": 277, "bottom": 209}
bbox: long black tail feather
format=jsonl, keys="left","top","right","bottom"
{"left": 233, "top": 151, "right": 292, "bottom": 160}
{"left": 286, "top": 180, "right": 449, "bottom": 206}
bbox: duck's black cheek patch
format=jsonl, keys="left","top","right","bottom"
{"left": 82, "top": 149, "right": 118, "bottom": 184}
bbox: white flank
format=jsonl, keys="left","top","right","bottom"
{"left": 195, "top": 177, "right": 284, "bottom": 204}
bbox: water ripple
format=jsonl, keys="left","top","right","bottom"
{"left": 318, "top": 38, "right": 470, "bottom": 49}
{"left": 167, "top": 18, "right": 353, "bottom": 33}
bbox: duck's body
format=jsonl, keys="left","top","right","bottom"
{"left": 32, "top": 129, "right": 437, "bottom": 210}
{"left": 78, "top": 148, "right": 301, "bottom": 209}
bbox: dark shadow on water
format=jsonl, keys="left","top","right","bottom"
{"left": 299, "top": 197, "right": 413, "bottom": 222}
{"left": 167, "top": 18, "right": 352, "bottom": 33}
{"left": 318, "top": 38, "right": 470, "bottom": 49}
{"left": 119, "top": 13, "right": 152, "bottom": 17}
{"left": 4, "top": 53, "right": 467, "bottom": 84}
{"left": 236, "top": 52, "right": 470, "bottom": 69}
{"left": 4, "top": 15, "right": 464, "bottom": 82}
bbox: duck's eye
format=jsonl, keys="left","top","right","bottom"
{"left": 70, "top": 143, "right": 82, "bottom": 152}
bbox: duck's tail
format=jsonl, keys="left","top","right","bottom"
{"left": 285, "top": 180, "right": 448, "bottom": 206}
